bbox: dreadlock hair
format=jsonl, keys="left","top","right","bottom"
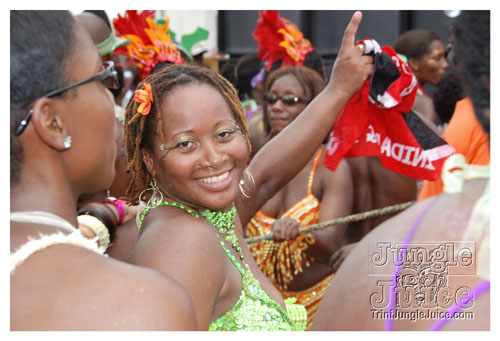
{"left": 123, "top": 63, "right": 251, "bottom": 205}
{"left": 262, "top": 66, "right": 325, "bottom": 137}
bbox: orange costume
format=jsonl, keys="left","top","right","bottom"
{"left": 418, "top": 97, "right": 490, "bottom": 200}
{"left": 246, "top": 147, "right": 333, "bottom": 328}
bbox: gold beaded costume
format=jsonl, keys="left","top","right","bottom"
{"left": 246, "top": 147, "right": 333, "bottom": 328}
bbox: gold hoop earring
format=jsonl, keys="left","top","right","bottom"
{"left": 239, "top": 169, "right": 256, "bottom": 199}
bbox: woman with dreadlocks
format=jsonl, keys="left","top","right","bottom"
{"left": 122, "top": 11, "right": 373, "bottom": 331}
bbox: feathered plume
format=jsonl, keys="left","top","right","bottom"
{"left": 253, "top": 10, "right": 314, "bottom": 71}
{"left": 113, "top": 10, "right": 184, "bottom": 80}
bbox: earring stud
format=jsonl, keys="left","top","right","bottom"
{"left": 63, "top": 136, "right": 72, "bottom": 149}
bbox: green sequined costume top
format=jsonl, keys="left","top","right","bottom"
{"left": 137, "top": 201, "right": 307, "bottom": 331}
{"left": 208, "top": 238, "right": 305, "bottom": 331}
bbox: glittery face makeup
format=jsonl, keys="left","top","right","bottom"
{"left": 425, "top": 48, "right": 446, "bottom": 66}
{"left": 160, "top": 121, "right": 241, "bottom": 160}
{"left": 153, "top": 83, "right": 249, "bottom": 211}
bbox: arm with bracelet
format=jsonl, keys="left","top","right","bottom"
{"left": 104, "top": 197, "right": 126, "bottom": 224}
{"left": 77, "top": 201, "right": 119, "bottom": 249}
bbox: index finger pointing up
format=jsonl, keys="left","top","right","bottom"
{"left": 341, "top": 11, "right": 363, "bottom": 50}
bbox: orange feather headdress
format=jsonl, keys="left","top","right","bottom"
{"left": 253, "top": 10, "right": 314, "bottom": 71}
{"left": 113, "top": 10, "right": 184, "bottom": 80}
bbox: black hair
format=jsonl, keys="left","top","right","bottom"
{"left": 110, "top": 65, "right": 124, "bottom": 99}
{"left": 452, "top": 11, "right": 490, "bottom": 135}
{"left": 432, "top": 69, "right": 465, "bottom": 125}
{"left": 394, "top": 29, "right": 441, "bottom": 60}
{"left": 233, "top": 53, "right": 265, "bottom": 101}
{"left": 303, "top": 50, "right": 327, "bottom": 80}
{"left": 268, "top": 49, "right": 326, "bottom": 82}
{"left": 10, "top": 10, "right": 76, "bottom": 185}
{"left": 219, "top": 58, "right": 238, "bottom": 86}
{"left": 83, "top": 10, "right": 111, "bottom": 30}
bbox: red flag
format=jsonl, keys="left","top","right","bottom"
{"left": 324, "top": 39, "right": 455, "bottom": 180}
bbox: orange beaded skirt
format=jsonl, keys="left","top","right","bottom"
{"left": 279, "top": 273, "right": 334, "bottom": 329}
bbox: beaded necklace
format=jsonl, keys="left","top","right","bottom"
{"left": 201, "top": 206, "right": 245, "bottom": 261}
{"left": 138, "top": 200, "right": 253, "bottom": 283}
{"left": 138, "top": 201, "right": 244, "bottom": 259}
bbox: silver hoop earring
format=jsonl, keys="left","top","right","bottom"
{"left": 239, "top": 169, "right": 255, "bottom": 199}
{"left": 63, "top": 136, "right": 72, "bottom": 149}
{"left": 138, "top": 177, "right": 164, "bottom": 209}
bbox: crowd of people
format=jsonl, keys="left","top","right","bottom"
{"left": 10, "top": 9, "right": 489, "bottom": 332}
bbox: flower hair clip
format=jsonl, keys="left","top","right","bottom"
{"left": 134, "top": 82, "right": 153, "bottom": 115}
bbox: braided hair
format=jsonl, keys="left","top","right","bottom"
{"left": 123, "top": 63, "right": 251, "bottom": 204}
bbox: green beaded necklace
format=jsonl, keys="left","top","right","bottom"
{"left": 137, "top": 200, "right": 199, "bottom": 230}
{"left": 201, "top": 206, "right": 244, "bottom": 260}
{"left": 138, "top": 200, "right": 244, "bottom": 260}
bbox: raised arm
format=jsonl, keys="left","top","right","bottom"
{"left": 237, "top": 11, "right": 374, "bottom": 225}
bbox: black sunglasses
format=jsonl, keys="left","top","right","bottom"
{"left": 15, "top": 61, "right": 119, "bottom": 136}
{"left": 264, "top": 94, "right": 310, "bottom": 106}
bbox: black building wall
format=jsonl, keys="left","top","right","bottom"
{"left": 218, "top": 10, "right": 453, "bottom": 76}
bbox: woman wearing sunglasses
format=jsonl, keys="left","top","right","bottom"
{"left": 10, "top": 10, "right": 195, "bottom": 330}
{"left": 245, "top": 65, "right": 353, "bottom": 328}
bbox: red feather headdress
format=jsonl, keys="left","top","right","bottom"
{"left": 113, "top": 10, "right": 184, "bottom": 80}
{"left": 253, "top": 10, "right": 314, "bottom": 71}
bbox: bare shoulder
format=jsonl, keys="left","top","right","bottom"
{"left": 129, "top": 206, "right": 230, "bottom": 329}
{"left": 11, "top": 244, "right": 196, "bottom": 330}
{"left": 132, "top": 206, "right": 225, "bottom": 270}
{"left": 91, "top": 251, "right": 197, "bottom": 330}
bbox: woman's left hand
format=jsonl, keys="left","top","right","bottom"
{"left": 271, "top": 217, "right": 301, "bottom": 241}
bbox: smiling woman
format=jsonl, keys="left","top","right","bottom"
{"left": 145, "top": 83, "right": 249, "bottom": 210}
{"left": 123, "top": 64, "right": 305, "bottom": 330}
{"left": 121, "top": 10, "right": 374, "bottom": 331}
